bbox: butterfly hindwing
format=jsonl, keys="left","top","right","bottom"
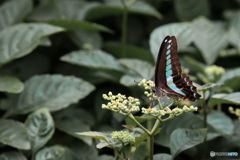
{"left": 154, "top": 35, "right": 201, "bottom": 101}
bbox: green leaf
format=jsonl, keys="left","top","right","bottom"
{"left": 85, "top": 0, "right": 162, "bottom": 20}
{"left": 210, "top": 92, "right": 240, "bottom": 105}
{"left": 103, "top": 42, "right": 154, "bottom": 64}
{"left": 150, "top": 22, "right": 193, "bottom": 61}
{"left": 173, "top": 0, "right": 210, "bottom": 21}
{"left": 76, "top": 131, "right": 110, "bottom": 142}
{"left": 0, "top": 120, "right": 30, "bottom": 150}
{"left": 0, "top": 23, "right": 64, "bottom": 66}
{"left": 219, "top": 67, "right": 240, "bottom": 90}
{"left": 25, "top": 108, "right": 55, "bottom": 153}
{"left": 0, "top": 0, "right": 32, "bottom": 30}
{"left": 0, "top": 75, "right": 24, "bottom": 93}
{"left": 35, "top": 145, "right": 78, "bottom": 160}
{"left": 120, "top": 74, "right": 141, "bottom": 86}
{"left": 6, "top": 74, "right": 95, "bottom": 117}
{"left": 119, "top": 59, "right": 154, "bottom": 79}
{"left": 69, "top": 31, "right": 102, "bottom": 49}
{"left": 207, "top": 111, "right": 234, "bottom": 136}
{"left": 98, "top": 155, "right": 115, "bottom": 160}
{"left": 170, "top": 128, "right": 207, "bottom": 158}
{"left": 184, "top": 56, "right": 205, "bottom": 74}
{"left": 0, "top": 151, "right": 27, "bottom": 160}
{"left": 61, "top": 49, "right": 124, "bottom": 72}
{"left": 46, "top": 19, "right": 113, "bottom": 33}
{"left": 39, "top": 37, "right": 51, "bottom": 46}
{"left": 153, "top": 153, "right": 172, "bottom": 160}
{"left": 54, "top": 108, "right": 93, "bottom": 145}
{"left": 198, "top": 83, "right": 222, "bottom": 91}
{"left": 192, "top": 17, "right": 228, "bottom": 65}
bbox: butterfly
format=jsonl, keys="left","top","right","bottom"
{"left": 151, "top": 35, "right": 201, "bottom": 101}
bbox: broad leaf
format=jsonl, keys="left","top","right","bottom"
{"left": 54, "top": 108, "right": 93, "bottom": 145}
{"left": 0, "top": 120, "right": 30, "bottom": 150}
{"left": 119, "top": 59, "right": 154, "bottom": 79}
{"left": 46, "top": 19, "right": 113, "bottom": 33}
{"left": 61, "top": 49, "right": 124, "bottom": 72}
{"left": 0, "top": 151, "right": 27, "bottom": 160}
{"left": 207, "top": 111, "right": 234, "bottom": 136}
{"left": 98, "top": 155, "right": 115, "bottom": 160}
{"left": 103, "top": 42, "right": 154, "bottom": 64}
{"left": 210, "top": 92, "right": 240, "bottom": 105}
{"left": 76, "top": 131, "right": 111, "bottom": 142}
{"left": 85, "top": 0, "right": 162, "bottom": 20}
{"left": 173, "top": 0, "right": 210, "bottom": 21}
{"left": 120, "top": 73, "right": 142, "bottom": 86}
{"left": 184, "top": 56, "right": 205, "bottom": 74}
{"left": 25, "top": 108, "right": 55, "bottom": 153}
{"left": 219, "top": 67, "right": 240, "bottom": 90}
{"left": 0, "top": 0, "right": 32, "bottom": 30}
{"left": 150, "top": 22, "right": 193, "bottom": 61}
{"left": 153, "top": 153, "right": 172, "bottom": 160}
{"left": 6, "top": 74, "right": 95, "bottom": 117}
{"left": 170, "top": 128, "right": 207, "bottom": 158}
{"left": 35, "top": 145, "right": 78, "bottom": 160}
{"left": 0, "top": 23, "right": 64, "bottom": 66}
{"left": 0, "top": 75, "right": 24, "bottom": 93}
{"left": 192, "top": 17, "right": 228, "bottom": 65}
{"left": 198, "top": 83, "right": 221, "bottom": 91}
{"left": 69, "top": 31, "right": 102, "bottom": 49}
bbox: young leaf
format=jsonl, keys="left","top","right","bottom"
{"left": 170, "top": 128, "right": 207, "bottom": 158}
{"left": 76, "top": 131, "right": 110, "bottom": 142}
{"left": 25, "top": 108, "right": 55, "bottom": 153}
{"left": 0, "top": 75, "right": 24, "bottom": 93}
{"left": 150, "top": 22, "right": 193, "bottom": 61}
{"left": 0, "top": 23, "right": 64, "bottom": 66}
{"left": 6, "top": 75, "right": 95, "bottom": 117}
{"left": 173, "top": 0, "right": 210, "bottom": 21}
{"left": 192, "top": 17, "right": 228, "bottom": 65}
{"left": 0, "top": 120, "right": 30, "bottom": 150}
{"left": 0, "top": 151, "right": 27, "bottom": 160}
{"left": 0, "top": 0, "right": 32, "bottom": 30}
{"left": 120, "top": 73, "right": 142, "bottom": 86}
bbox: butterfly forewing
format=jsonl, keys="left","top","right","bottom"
{"left": 154, "top": 35, "right": 201, "bottom": 101}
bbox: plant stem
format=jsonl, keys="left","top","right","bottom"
{"left": 128, "top": 114, "right": 151, "bottom": 135}
{"left": 202, "top": 90, "right": 207, "bottom": 160}
{"left": 113, "top": 147, "right": 124, "bottom": 160}
{"left": 121, "top": 0, "right": 128, "bottom": 58}
{"left": 157, "top": 99, "right": 163, "bottom": 110}
{"left": 148, "top": 135, "right": 154, "bottom": 160}
{"left": 217, "top": 103, "right": 221, "bottom": 111}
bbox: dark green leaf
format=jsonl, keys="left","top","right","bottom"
{"left": 184, "top": 56, "right": 205, "bottom": 74}
{"left": 61, "top": 49, "right": 124, "bottom": 72}
{"left": 170, "top": 128, "right": 207, "bottom": 158}
{"left": 98, "top": 155, "right": 115, "bottom": 160}
{"left": 150, "top": 22, "right": 193, "bottom": 61}
{"left": 0, "top": 0, "right": 32, "bottom": 30}
{"left": 174, "top": 0, "right": 210, "bottom": 21}
{"left": 0, "top": 23, "right": 64, "bottom": 66}
{"left": 219, "top": 67, "right": 240, "bottom": 90}
{"left": 153, "top": 153, "right": 172, "bottom": 160}
{"left": 46, "top": 19, "right": 113, "bottom": 33}
{"left": 54, "top": 108, "right": 93, "bottom": 145}
{"left": 0, "top": 75, "right": 24, "bottom": 93}
{"left": 192, "top": 17, "right": 228, "bottom": 65}
{"left": 25, "top": 108, "right": 55, "bottom": 153}
{"left": 210, "top": 92, "right": 240, "bottom": 105}
{"left": 120, "top": 74, "right": 141, "bottom": 86}
{"left": 6, "top": 75, "right": 95, "bottom": 116}
{"left": 207, "top": 111, "right": 234, "bottom": 136}
{"left": 0, "top": 120, "right": 30, "bottom": 150}
{"left": 103, "top": 42, "right": 154, "bottom": 64}
{"left": 69, "top": 31, "right": 102, "bottom": 49}
{"left": 85, "top": 0, "right": 162, "bottom": 20}
{"left": 0, "top": 151, "right": 27, "bottom": 160}
{"left": 35, "top": 145, "right": 78, "bottom": 160}
{"left": 198, "top": 83, "right": 221, "bottom": 91}
{"left": 76, "top": 131, "right": 111, "bottom": 143}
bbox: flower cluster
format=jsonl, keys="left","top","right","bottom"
{"left": 138, "top": 79, "right": 157, "bottom": 100}
{"left": 102, "top": 92, "right": 140, "bottom": 114}
{"left": 229, "top": 107, "right": 240, "bottom": 117}
{"left": 142, "top": 105, "right": 197, "bottom": 117}
{"left": 205, "top": 65, "right": 225, "bottom": 77}
{"left": 111, "top": 131, "right": 135, "bottom": 144}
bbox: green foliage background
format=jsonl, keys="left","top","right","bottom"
{"left": 0, "top": 0, "right": 240, "bottom": 159}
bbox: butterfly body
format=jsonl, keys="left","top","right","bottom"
{"left": 153, "top": 36, "right": 201, "bottom": 101}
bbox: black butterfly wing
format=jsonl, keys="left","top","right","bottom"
{"left": 155, "top": 36, "right": 201, "bottom": 101}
